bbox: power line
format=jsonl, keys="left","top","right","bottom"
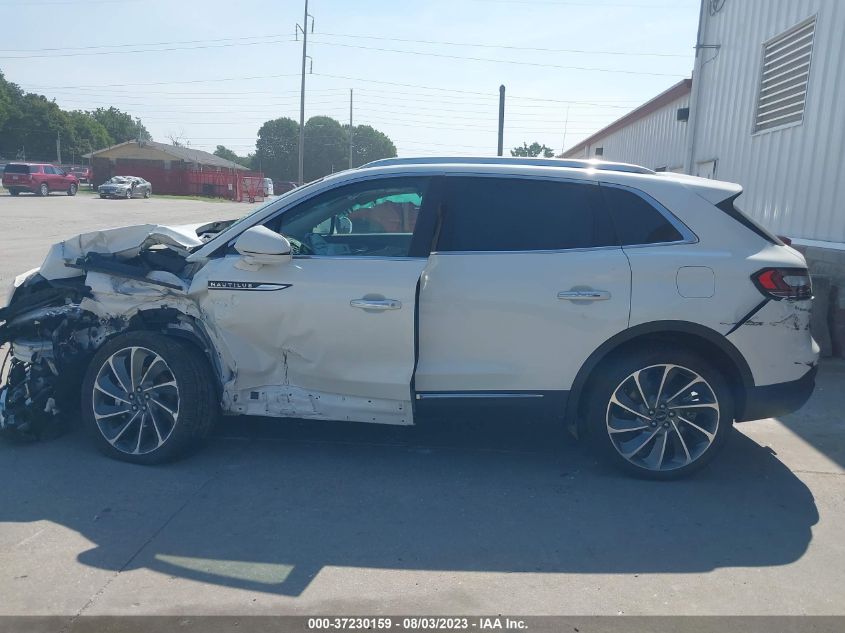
{"left": 314, "top": 32, "right": 691, "bottom": 58}
{"left": 0, "top": 39, "right": 297, "bottom": 60}
{"left": 309, "top": 41, "right": 686, "bottom": 77}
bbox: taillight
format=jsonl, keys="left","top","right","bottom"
{"left": 752, "top": 268, "right": 812, "bottom": 301}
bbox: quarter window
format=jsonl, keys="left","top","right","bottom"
{"left": 436, "top": 177, "right": 613, "bottom": 252}
{"left": 601, "top": 185, "right": 684, "bottom": 245}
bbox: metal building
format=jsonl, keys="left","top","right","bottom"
{"left": 564, "top": 0, "right": 845, "bottom": 354}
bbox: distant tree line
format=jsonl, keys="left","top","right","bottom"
{"left": 215, "top": 115, "right": 397, "bottom": 182}
{"left": 0, "top": 70, "right": 150, "bottom": 162}
{"left": 1, "top": 67, "right": 397, "bottom": 180}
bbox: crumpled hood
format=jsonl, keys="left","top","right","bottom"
{"left": 39, "top": 223, "right": 206, "bottom": 280}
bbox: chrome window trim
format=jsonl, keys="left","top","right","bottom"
{"left": 599, "top": 181, "right": 699, "bottom": 248}
{"left": 429, "top": 244, "right": 623, "bottom": 256}
{"left": 292, "top": 255, "right": 425, "bottom": 261}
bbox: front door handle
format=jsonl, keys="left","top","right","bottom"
{"left": 350, "top": 298, "right": 402, "bottom": 310}
{"left": 557, "top": 290, "right": 611, "bottom": 302}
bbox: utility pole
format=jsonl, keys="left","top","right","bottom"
{"left": 56, "top": 131, "right": 62, "bottom": 164}
{"left": 561, "top": 104, "right": 570, "bottom": 156}
{"left": 348, "top": 88, "right": 354, "bottom": 169}
{"left": 296, "top": 0, "right": 314, "bottom": 185}
{"left": 497, "top": 84, "right": 505, "bottom": 156}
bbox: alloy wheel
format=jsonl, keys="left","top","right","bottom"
{"left": 605, "top": 364, "right": 720, "bottom": 472}
{"left": 92, "top": 346, "right": 180, "bottom": 455}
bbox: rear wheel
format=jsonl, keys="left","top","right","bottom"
{"left": 38, "top": 182, "right": 49, "bottom": 196}
{"left": 81, "top": 331, "right": 217, "bottom": 464}
{"left": 68, "top": 183, "right": 78, "bottom": 196}
{"left": 585, "top": 345, "right": 733, "bottom": 480}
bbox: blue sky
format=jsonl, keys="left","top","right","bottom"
{"left": 1, "top": 0, "right": 699, "bottom": 158}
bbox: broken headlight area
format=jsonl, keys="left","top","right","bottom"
{"left": 0, "top": 297, "right": 123, "bottom": 440}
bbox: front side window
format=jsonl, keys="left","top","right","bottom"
{"left": 436, "top": 176, "right": 613, "bottom": 252}
{"left": 601, "top": 185, "right": 684, "bottom": 245}
{"left": 273, "top": 177, "right": 429, "bottom": 258}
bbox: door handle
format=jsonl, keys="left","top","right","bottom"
{"left": 557, "top": 290, "right": 611, "bottom": 302}
{"left": 350, "top": 298, "right": 402, "bottom": 310}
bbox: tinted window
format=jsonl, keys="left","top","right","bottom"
{"left": 274, "top": 177, "right": 429, "bottom": 258}
{"left": 43, "top": 166, "right": 57, "bottom": 175}
{"left": 4, "top": 164, "right": 30, "bottom": 174}
{"left": 436, "top": 177, "right": 613, "bottom": 252}
{"left": 601, "top": 185, "right": 684, "bottom": 245}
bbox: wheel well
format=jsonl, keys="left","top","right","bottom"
{"left": 568, "top": 327, "right": 751, "bottom": 435}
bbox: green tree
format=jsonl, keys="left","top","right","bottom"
{"left": 214, "top": 144, "right": 252, "bottom": 168}
{"left": 303, "top": 116, "right": 346, "bottom": 181}
{"left": 89, "top": 106, "right": 150, "bottom": 143}
{"left": 0, "top": 92, "right": 68, "bottom": 161}
{"left": 254, "top": 117, "right": 299, "bottom": 181}
{"left": 64, "top": 111, "right": 112, "bottom": 163}
{"left": 349, "top": 124, "right": 397, "bottom": 168}
{"left": 511, "top": 142, "right": 555, "bottom": 158}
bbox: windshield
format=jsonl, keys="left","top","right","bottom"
{"left": 107, "top": 177, "right": 130, "bottom": 184}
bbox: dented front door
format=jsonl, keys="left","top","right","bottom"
{"left": 192, "top": 256, "right": 425, "bottom": 424}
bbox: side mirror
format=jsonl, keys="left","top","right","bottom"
{"left": 233, "top": 226, "right": 292, "bottom": 267}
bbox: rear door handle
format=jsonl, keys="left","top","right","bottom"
{"left": 350, "top": 298, "right": 402, "bottom": 310}
{"left": 557, "top": 290, "right": 611, "bottom": 302}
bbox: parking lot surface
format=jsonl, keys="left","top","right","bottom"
{"left": 0, "top": 194, "right": 843, "bottom": 615}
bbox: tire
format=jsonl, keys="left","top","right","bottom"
{"left": 125, "top": 188, "right": 132, "bottom": 199}
{"left": 38, "top": 182, "right": 49, "bottom": 197}
{"left": 100, "top": 194, "right": 107, "bottom": 199}
{"left": 68, "top": 183, "right": 78, "bottom": 196}
{"left": 144, "top": 188, "right": 151, "bottom": 198}
{"left": 8, "top": 188, "right": 19, "bottom": 196}
{"left": 584, "top": 344, "right": 733, "bottom": 480}
{"left": 81, "top": 331, "right": 218, "bottom": 464}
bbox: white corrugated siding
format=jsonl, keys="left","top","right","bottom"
{"left": 566, "top": 93, "right": 690, "bottom": 171}
{"left": 693, "top": 0, "right": 845, "bottom": 244}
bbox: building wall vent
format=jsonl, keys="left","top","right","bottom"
{"left": 753, "top": 16, "right": 816, "bottom": 133}
{"left": 677, "top": 107, "right": 690, "bottom": 122}
{"left": 594, "top": 147, "right": 604, "bottom": 156}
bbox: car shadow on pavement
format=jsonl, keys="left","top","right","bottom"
{"left": 0, "top": 414, "right": 819, "bottom": 598}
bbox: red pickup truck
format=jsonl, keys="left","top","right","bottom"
{"left": 2, "top": 163, "right": 79, "bottom": 196}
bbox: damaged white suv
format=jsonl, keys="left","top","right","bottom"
{"left": 0, "top": 157, "right": 819, "bottom": 478}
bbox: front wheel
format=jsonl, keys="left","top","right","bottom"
{"left": 68, "top": 183, "right": 78, "bottom": 196}
{"left": 144, "top": 188, "right": 151, "bottom": 198}
{"left": 585, "top": 345, "right": 733, "bottom": 480}
{"left": 81, "top": 331, "right": 217, "bottom": 464}
{"left": 8, "top": 188, "right": 19, "bottom": 196}
{"left": 125, "top": 188, "right": 132, "bottom": 199}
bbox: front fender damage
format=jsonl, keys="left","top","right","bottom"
{"left": 0, "top": 223, "right": 234, "bottom": 440}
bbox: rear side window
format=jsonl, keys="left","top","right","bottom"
{"left": 4, "top": 164, "right": 30, "bottom": 174}
{"left": 601, "top": 185, "right": 684, "bottom": 245}
{"left": 436, "top": 177, "right": 614, "bottom": 252}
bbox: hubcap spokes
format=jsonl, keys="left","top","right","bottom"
{"left": 606, "top": 364, "right": 719, "bottom": 471}
{"left": 92, "top": 346, "right": 179, "bottom": 455}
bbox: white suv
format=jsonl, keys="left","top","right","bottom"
{"left": 0, "top": 157, "right": 818, "bottom": 479}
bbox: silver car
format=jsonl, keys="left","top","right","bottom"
{"left": 98, "top": 176, "right": 152, "bottom": 199}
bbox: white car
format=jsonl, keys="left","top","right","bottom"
{"left": 0, "top": 157, "right": 818, "bottom": 478}
{"left": 262, "top": 177, "right": 274, "bottom": 197}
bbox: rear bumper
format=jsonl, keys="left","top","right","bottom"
{"left": 738, "top": 365, "right": 817, "bottom": 422}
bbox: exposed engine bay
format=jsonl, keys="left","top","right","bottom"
{"left": 0, "top": 220, "right": 232, "bottom": 439}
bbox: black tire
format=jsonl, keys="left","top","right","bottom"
{"left": 81, "top": 331, "right": 218, "bottom": 464}
{"left": 100, "top": 194, "right": 107, "bottom": 199}
{"left": 8, "top": 188, "right": 19, "bottom": 196}
{"left": 38, "top": 182, "right": 49, "bottom": 197}
{"left": 584, "top": 344, "right": 733, "bottom": 480}
{"left": 144, "top": 188, "right": 151, "bottom": 198}
{"left": 68, "top": 183, "right": 78, "bottom": 196}
{"left": 125, "top": 188, "right": 132, "bottom": 199}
